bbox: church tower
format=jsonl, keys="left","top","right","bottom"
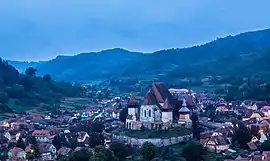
{"left": 127, "top": 92, "right": 138, "bottom": 121}
{"left": 178, "top": 99, "right": 192, "bottom": 125}
{"left": 161, "top": 98, "right": 173, "bottom": 123}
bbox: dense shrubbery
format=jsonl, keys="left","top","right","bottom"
{"left": 0, "top": 58, "right": 84, "bottom": 113}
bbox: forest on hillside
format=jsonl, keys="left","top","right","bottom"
{"left": 0, "top": 58, "right": 85, "bottom": 113}
{"left": 10, "top": 28, "right": 269, "bottom": 82}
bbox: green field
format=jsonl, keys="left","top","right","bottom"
{"left": 7, "top": 99, "right": 34, "bottom": 112}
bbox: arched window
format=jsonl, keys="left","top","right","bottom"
{"left": 144, "top": 110, "right": 146, "bottom": 117}
{"left": 149, "top": 109, "right": 151, "bottom": 117}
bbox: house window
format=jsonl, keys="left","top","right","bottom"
{"left": 149, "top": 109, "right": 151, "bottom": 117}
{"left": 144, "top": 110, "right": 146, "bottom": 117}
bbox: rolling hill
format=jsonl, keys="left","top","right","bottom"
{"left": 11, "top": 28, "right": 270, "bottom": 83}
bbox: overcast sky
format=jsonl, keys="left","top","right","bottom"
{"left": 1, "top": 0, "right": 270, "bottom": 61}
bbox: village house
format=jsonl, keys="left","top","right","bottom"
{"left": 8, "top": 147, "right": 26, "bottom": 160}
{"left": 204, "top": 132, "right": 231, "bottom": 153}
{"left": 104, "top": 107, "right": 119, "bottom": 119}
{"left": 262, "top": 105, "right": 270, "bottom": 118}
{"left": 32, "top": 130, "right": 52, "bottom": 142}
{"left": 0, "top": 120, "right": 10, "bottom": 128}
{"left": 242, "top": 111, "right": 264, "bottom": 122}
{"left": 247, "top": 136, "right": 261, "bottom": 151}
{"left": 57, "top": 147, "right": 73, "bottom": 157}
{"left": 77, "top": 131, "right": 90, "bottom": 144}
{"left": 38, "top": 143, "right": 57, "bottom": 160}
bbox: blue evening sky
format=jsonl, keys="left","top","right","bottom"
{"left": 0, "top": 0, "right": 270, "bottom": 61}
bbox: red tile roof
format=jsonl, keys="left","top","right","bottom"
{"left": 161, "top": 98, "right": 173, "bottom": 110}
{"left": 186, "top": 95, "right": 195, "bottom": 106}
{"left": 129, "top": 91, "right": 137, "bottom": 104}
{"left": 25, "top": 144, "right": 32, "bottom": 153}
{"left": 32, "top": 130, "right": 50, "bottom": 137}
{"left": 141, "top": 90, "right": 157, "bottom": 105}
{"left": 9, "top": 147, "right": 24, "bottom": 156}
{"left": 38, "top": 143, "right": 53, "bottom": 153}
{"left": 151, "top": 82, "right": 173, "bottom": 103}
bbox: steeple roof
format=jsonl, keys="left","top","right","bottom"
{"left": 161, "top": 98, "right": 173, "bottom": 110}
{"left": 129, "top": 91, "right": 137, "bottom": 104}
{"left": 179, "top": 99, "right": 190, "bottom": 113}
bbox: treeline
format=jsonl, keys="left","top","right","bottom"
{"left": 212, "top": 76, "right": 270, "bottom": 101}
{"left": 0, "top": 58, "right": 85, "bottom": 113}
{"left": 58, "top": 140, "right": 207, "bottom": 161}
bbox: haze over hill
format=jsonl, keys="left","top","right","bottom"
{"left": 10, "top": 28, "right": 270, "bottom": 83}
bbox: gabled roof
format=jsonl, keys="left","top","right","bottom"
{"left": 141, "top": 90, "right": 157, "bottom": 105}
{"left": 38, "top": 143, "right": 53, "bottom": 153}
{"left": 32, "top": 130, "right": 50, "bottom": 137}
{"left": 151, "top": 82, "right": 173, "bottom": 103}
{"left": 161, "top": 98, "right": 173, "bottom": 110}
{"left": 77, "top": 132, "right": 89, "bottom": 140}
{"left": 58, "top": 147, "right": 72, "bottom": 155}
{"left": 186, "top": 95, "right": 195, "bottom": 107}
{"left": 9, "top": 147, "right": 24, "bottom": 156}
{"left": 209, "top": 135, "right": 230, "bottom": 146}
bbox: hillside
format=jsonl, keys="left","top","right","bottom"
{"left": 8, "top": 61, "right": 45, "bottom": 73}
{"left": 10, "top": 28, "right": 270, "bottom": 83}
{"left": 0, "top": 58, "right": 84, "bottom": 114}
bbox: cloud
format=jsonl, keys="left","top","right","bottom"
{"left": 0, "top": 0, "right": 270, "bottom": 60}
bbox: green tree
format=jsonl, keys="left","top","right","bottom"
{"left": 260, "top": 140, "right": 270, "bottom": 151}
{"left": 119, "top": 108, "right": 128, "bottom": 123}
{"left": 52, "top": 135, "right": 64, "bottom": 150}
{"left": 0, "top": 91, "right": 9, "bottom": 104}
{"left": 16, "top": 137, "right": 26, "bottom": 149}
{"left": 140, "top": 142, "right": 158, "bottom": 161}
{"left": 25, "top": 67, "right": 37, "bottom": 76}
{"left": 67, "top": 137, "right": 78, "bottom": 150}
{"left": 19, "top": 75, "right": 34, "bottom": 91}
{"left": 110, "top": 141, "right": 127, "bottom": 160}
{"left": 43, "top": 74, "right": 52, "bottom": 82}
{"left": 182, "top": 141, "right": 206, "bottom": 161}
{"left": 91, "top": 121, "right": 105, "bottom": 133}
{"left": 205, "top": 104, "right": 216, "bottom": 121}
{"left": 69, "top": 148, "right": 92, "bottom": 161}
{"left": 90, "top": 145, "right": 118, "bottom": 161}
{"left": 5, "top": 84, "right": 25, "bottom": 98}
{"left": 191, "top": 112, "right": 200, "bottom": 140}
{"left": 26, "top": 135, "right": 38, "bottom": 146}
{"left": 89, "top": 133, "right": 104, "bottom": 148}
{"left": 232, "top": 121, "right": 252, "bottom": 149}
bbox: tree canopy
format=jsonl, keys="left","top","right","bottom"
{"left": 0, "top": 58, "right": 85, "bottom": 113}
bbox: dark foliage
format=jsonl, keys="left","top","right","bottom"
{"left": 191, "top": 112, "right": 200, "bottom": 140}
{"left": 110, "top": 141, "right": 128, "bottom": 160}
{"left": 119, "top": 108, "right": 128, "bottom": 123}
{"left": 69, "top": 148, "right": 93, "bottom": 161}
{"left": 182, "top": 141, "right": 206, "bottom": 161}
{"left": 260, "top": 140, "right": 270, "bottom": 152}
{"left": 89, "top": 133, "right": 104, "bottom": 148}
{"left": 232, "top": 121, "right": 252, "bottom": 149}
{"left": 0, "top": 59, "right": 84, "bottom": 113}
{"left": 140, "top": 142, "right": 158, "bottom": 161}
{"left": 90, "top": 145, "right": 118, "bottom": 161}
{"left": 18, "top": 28, "right": 270, "bottom": 84}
